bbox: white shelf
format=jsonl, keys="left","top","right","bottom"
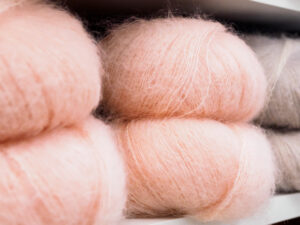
{"left": 121, "top": 193, "right": 300, "bottom": 225}
{"left": 251, "top": 0, "right": 300, "bottom": 12}
{"left": 192, "top": 0, "right": 300, "bottom": 30}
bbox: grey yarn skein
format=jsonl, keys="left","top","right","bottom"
{"left": 266, "top": 130, "right": 300, "bottom": 192}
{"left": 246, "top": 35, "right": 300, "bottom": 192}
{"left": 245, "top": 35, "right": 300, "bottom": 129}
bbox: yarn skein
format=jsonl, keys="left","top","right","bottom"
{"left": 0, "top": 0, "right": 102, "bottom": 141}
{"left": 245, "top": 35, "right": 300, "bottom": 129}
{"left": 113, "top": 118, "right": 275, "bottom": 221}
{"left": 266, "top": 130, "right": 300, "bottom": 192}
{"left": 101, "top": 18, "right": 266, "bottom": 122}
{"left": 0, "top": 117, "right": 126, "bottom": 225}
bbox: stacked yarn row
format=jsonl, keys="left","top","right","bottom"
{"left": 100, "top": 18, "right": 275, "bottom": 221}
{"left": 0, "top": 0, "right": 293, "bottom": 223}
{"left": 0, "top": 1, "right": 125, "bottom": 224}
{"left": 245, "top": 35, "right": 300, "bottom": 192}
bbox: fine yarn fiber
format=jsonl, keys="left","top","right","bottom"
{"left": 101, "top": 17, "right": 266, "bottom": 122}
{"left": 0, "top": 117, "right": 126, "bottom": 225}
{"left": 267, "top": 130, "right": 300, "bottom": 192}
{"left": 0, "top": 0, "right": 102, "bottom": 141}
{"left": 245, "top": 35, "right": 300, "bottom": 129}
{"left": 114, "top": 118, "right": 275, "bottom": 221}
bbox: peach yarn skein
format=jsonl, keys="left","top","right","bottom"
{"left": 100, "top": 17, "right": 275, "bottom": 221}
{"left": 0, "top": 1, "right": 127, "bottom": 225}
{"left": 101, "top": 18, "right": 266, "bottom": 122}
{"left": 0, "top": 118, "right": 126, "bottom": 225}
{"left": 0, "top": 0, "right": 101, "bottom": 141}
{"left": 114, "top": 119, "right": 275, "bottom": 220}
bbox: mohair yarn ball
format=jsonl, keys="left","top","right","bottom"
{"left": 0, "top": 0, "right": 102, "bottom": 141}
{"left": 0, "top": 117, "right": 126, "bottom": 225}
{"left": 114, "top": 119, "right": 275, "bottom": 221}
{"left": 267, "top": 130, "right": 300, "bottom": 192}
{"left": 245, "top": 35, "right": 300, "bottom": 129}
{"left": 101, "top": 18, "right": 266, "bottom": 122}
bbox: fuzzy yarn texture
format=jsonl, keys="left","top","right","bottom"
{"left": 113, "top": 119, "right": 275, "bottom": 221}
{"left": 267, "top": 130, "right": 300, "bottom": 192}
{"left": 245, "top": 35, "right": 300, "bottom": 129}
{"left": 0, "top": 117, "right": 126, "bottom": 225}
{"left": 0, "top": 0, "right": 39, "bottom": 13}
{"left": 101, "top": 18, "right": 266, "bottom": 122}
{"left": 0, "top": 0, "right": 102, "bottom": 141}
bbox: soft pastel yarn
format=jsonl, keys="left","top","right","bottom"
{"left": 0, "top": 0, "right": 101, "bottom": 141}
{"left": 267, "top": 130, "right": 300, "bottom": 192}
{"left": 114, "top": 118, "right": 275, "bottom": 221}
{"left": 0, "top": 117, "right": 126, "bottom": 225}
{"left": 0, "top": 0, "right": 38, "bottom": 13}
{"left": 245, "top": 35, "right": 300, "bottom": 129}
{"left": 101, "top": 18, "right": 266, "bottom": 122}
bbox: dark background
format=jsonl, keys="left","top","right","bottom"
{"left": 52, "top": 0, "right": 300, "bottom": 37}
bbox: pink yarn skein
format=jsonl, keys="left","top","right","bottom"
{"left": 100, "top": 17, "right": 274, "bottom": 221}
{"left": 0, "top": 1, "right": 127, "bottom": 225}
{"left": 114, "top": 119, "right": 275, "bottom": 221}
{"left": 0, "top": 117, "right": 126, "bottom": 225}
{"left": 101, "top": 18, "right": 266, "bottom": 122}
{"left": 0, "top": 0, "right": 101, "bottom": 141}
